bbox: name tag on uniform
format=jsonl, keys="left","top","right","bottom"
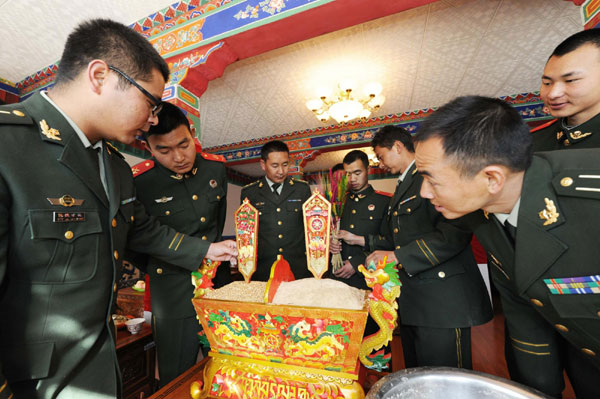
{"left": 53, "top": 212, "right": 85, "bottom": 223}
{"left": 544, "top": 275, "right": 600, "bottom": 294}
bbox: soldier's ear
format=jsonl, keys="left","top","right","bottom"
{"left": 481, "top": 165, "right": 506, "bottom": 195}
{"left": 88, "top": 60, "right": 109, "bottom": 95}
{"left": 260, "top": 159, "right": 267, "bottom": 173}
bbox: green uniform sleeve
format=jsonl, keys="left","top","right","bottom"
{"left": 396, "top": 213, "right": 472, "bottom": 277}
{"left": 126, "top": 198, "right": 210, "bottom": 272}
{"left": 0, "top": 174, "right": 13, "bottom": 399}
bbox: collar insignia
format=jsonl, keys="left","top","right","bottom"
{"left": 192, "top": 167, "right": 198, "bottom": 176}
{"left": 483, "top": 211, "right": 489, "bottom": 219}
{"left": 155, "top": 196, "right": 173, "bottom": 204}
{"left": 170, "top": 174, "right": 183, "bottom": 180}
{"left": 539, "top": 198, "right": 559, "bottom": 226}
{"left": 556, "top": 131, "right": 564, "bottom": 141}
{"left": 209, "top": 179, "right": 217, "bottom": 188}
{"left": 40, "top": 120, "right": 61, "bottom": 141}
{"left": 259, "top": 182, "right": 264, "bottom": 188}
{"left": 569, "top": 131, "right": 592, "bottom": 141}
{"left": 47, "top": 195, "right": 84, "bottom": 207}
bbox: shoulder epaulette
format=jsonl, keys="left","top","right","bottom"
{"left": 242, "top": 180, "right": 260, "bottom": 190}
{"left": 375, "top": 190, "right": 392, "bottom": 197}
{"left": 132, "top": 159, "right": 155, "bottom": 178}
{"left": 292, "top": 178, "right": 309, "bottom": 185}
{"left": 105, "top": 141, "right": 124, "bottom": 159}
{"left": 0, "top": 108, "right": 33, "bottom": 125}
{"left": 530, "top": 119, "right": 558, "bottom": 133}
{"left": 200, "top": 151, "right": 226, "bottom": 163}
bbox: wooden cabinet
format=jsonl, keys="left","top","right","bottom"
{"left": 117, "top": 320, "right": 156, "bottom": 399}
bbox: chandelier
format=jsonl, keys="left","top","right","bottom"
{"left": 305, "top": 80, "right": 385, "bottom": 124}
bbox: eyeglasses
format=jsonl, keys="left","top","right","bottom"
{"left": 108, "top": 65, "right": 163, "bottom": 117}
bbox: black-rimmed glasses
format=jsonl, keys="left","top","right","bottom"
{"left": 108, "top": 65, "right": 163, "bottom": 117}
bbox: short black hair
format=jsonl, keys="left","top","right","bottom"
{"left": 343, "top": 150, "right": 369, "bottom": 169}
{"left": 261, "top": 140, "right": 289, "bottom": 160}
{"left": 331, "top": 163, "right": 345, "bottom": 173}
{"left": 54, "top": 19, "right": 170, "bottom": 88}
{"left": 145, "top": 102, "right": 191, "bottom": 140}
{"left": 551, "top": 29, "right": 600, "bottom": 58}
{"left": 371, "top": 125, "right": 414, "bottom": 153}
{"left": 414, "top": 96, "right": 532, "bottom": 177}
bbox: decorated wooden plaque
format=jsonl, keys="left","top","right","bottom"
{"left": 235, "top": 198, "right": 259, "bottom": 283}
{"left": 302, "top": 190, "right": 332, "bottom": 279}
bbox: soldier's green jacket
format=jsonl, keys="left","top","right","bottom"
{"left": 464, "top": 150, "right": 600, "bottom": 371}
{"left": 133, "top": 154, "right": 230, "bottom": 319}
{"left": 369, "top": 163, "right": 493, "bottom": 328}
{"left": 0, "top": 93, "right": 208, "bottom": 399}
{"left": 241, "top": 177, "right": 311, "bottom": 281}
{"left": 532, "top": 114, "right": 600, "bottom": 152}
{"left": 336, "top": 185, "right": 389, "bottom": 289}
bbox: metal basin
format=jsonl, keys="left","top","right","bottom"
{"left": 366, "top": 367, "right": 551, "bottom": 399}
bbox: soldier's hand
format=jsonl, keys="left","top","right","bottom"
{"left": 365, "top": 250, "right": 397, "bottom": 267}
{"left": 334, "top": 260, "right": 356, "bottom": 279}
{"left": 206, "top": 240, "right": 238, "bottom": 262}
{"left": 330, "top": 237, "right": 342, "bottom": 254}
{"left": 337, "top": 230, "right": 365, "bottom": 247}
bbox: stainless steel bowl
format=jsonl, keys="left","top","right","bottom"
{"left": 366, "top": 367, "right": 551, "bottom": 399}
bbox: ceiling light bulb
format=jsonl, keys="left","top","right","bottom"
{"left": 363, "top": 82, "right": 382, "bottom": 98}
{"left": 316, "top": 87, "right": 332, "bottom": 100}
{"left": 306, "top": 99, "right": 324, "bottom": 112}
{"left": 339, "top": 79, "right": 356, "bottom": 93}
{"left": 359, "top": 109, "right": 371, "bottom": 120}
{"left": 368, "top": 94, "right": 385, "bottom": 109}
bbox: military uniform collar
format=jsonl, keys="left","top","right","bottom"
{"left": 153, "top": 154, "right": 199, "bottom": 181}
{"left": 349, "top": 185, "right": 374, "bottom": 201}
{"left": 556, "top": 113, "right": 598, "bottom": 146}
{"left": 398, "top": 159, "right": 416, "bottom": 182}
{"left": 494, "top": 198, "right": 520, "bottom": 228}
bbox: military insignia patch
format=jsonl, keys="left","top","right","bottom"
{"left": 209, "top": 179, "right": 217, "bottom": 188}
{"left": 154, "top": 196, "right": 173, "bottom": 204}
{"left": 53, "top": 212, "right": 85, "bottom": 223}
{"left": 40, "top": 120, "right": 61, "bottom": 141}
{"left": 368, "top": 204, "right": 375, "bottom": 211}
{"left": 538, "top": 198, "right": 559, "bottom": 226}
{"left": 121, "top": 197, "right": 136, "bottom": 205}
{"left": 569, "top": 131, "right": 592, "bottom": 141}
{"left": 47, "top": 195, "right": 84, "bottom": 207}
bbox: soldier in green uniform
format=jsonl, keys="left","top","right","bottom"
{"left": 330, "top": 150, "right": 390, "bottom": 289}
{"left": 414, "top": 95, "right": 600, "bottom": 399}
{"left": 240, "top": 140, "right": 311, "bottom": 281}
{"left": 533, "top": 29, "right": 600, "bottom": 151}
{"left": 0, "top": 19, "right": 236, "bottom": 399}
{"left": 338, "top": 126, "right": 492, "bottom": 369}
{"left": 131, "top": 102, "right": 232, "bottom": 386}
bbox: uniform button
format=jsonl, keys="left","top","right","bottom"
{"left": 393, "top": 228, "right": 399, "bottom": 233}
{"left": 352, "top": 210, "right": 356, "bottom": 214}
{"left": 530, "top": 298, "right": 543, "bottom": 307}
{"left": 130, "top": 216, "right": 135, "bottom": 222}
{"left": 201, "top": 217, "right": 206, "bottom": 222}
{"left": 393, "top": 211, "right": 398, "bottom": 216}
{"left": 156, "top": 268, "right": 163, "bottom": 274}
{"left": 355, "top": 198, "right": 359, "bottom": 202}
{"left": 597, "top": 310, "right": 600, "bottom": 318}
{"left": 560, "top": 177, "right": 573, "bottom": 187}
{"left": 369, "top": 216, "right": 373, "bottom": 220}
{"left": 279, "top": 248, "right": 283, "bottom": 253}
{"left": 64, "top": 230, "right": 74, "bottom": 240}
{"left": 278, "top": 221, "right": 282, "bottom": 225}
{"left": 192, "top": 194, "right": 198, "bottom": 200}
{"left": 438, "top": 271, "right": 446, "bottom": 278}
{"left": 278, "top": 234, "right": 283, "bottom": 239}
{"left": 407, "top": 208, "right": 411, "bottom": 213}
{"left": 396, "top": 245, "right": 401, "bottom": 249}
{"left": 216, "top": 195, "right": 221, "bottom": 200}
{"left": 348, "top": 256, "right": 353, "bottom": 260}
{"left": 277, "top": 208, "right": 281, "bottom": 212}
{"left": 350, "top": 224, "right": 354, "bottom": 229}
{"left": 582, "top": 348, "right": 596, "bottom": 357}
{"left": 112, "top": 218, "right": 117, "bottom": 228}
{"left": 555, "top": 324, "right": 569, "bottom": 332}
{"left": 202, "top": 236, "right": 207, "bottom": 240}
{"left": 295, "top": 209, "right": 298, "bottom": 212}
{"left": 259, "top": 212, "right": 263, "bottom": 215}
{"left": 165, "top": 210, "right": 171, "bottom": 216}
{"left": 113, "top": 283, "right": 117, "bottom": 292}
{"left": 113, "top": 250, "right": 119, "bottom": 260}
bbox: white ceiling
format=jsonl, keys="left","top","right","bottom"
{"left": 0, "top": 0, "right": 583, "bottom": 176}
